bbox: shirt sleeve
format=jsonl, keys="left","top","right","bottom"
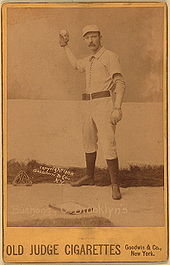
{"left": 76, "top": 58, "right": 86, "bottom": 73}
{"left": 108, "top": 52, "right": 122, "bottom": 76}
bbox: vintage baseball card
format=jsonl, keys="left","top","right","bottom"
{"left": 2, "top": 1, "right": 168, "bottom": 263}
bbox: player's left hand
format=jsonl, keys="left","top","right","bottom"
{"left": 110, "top": 109, "right": 122, "bottom": 125}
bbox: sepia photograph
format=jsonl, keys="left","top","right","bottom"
{"left": 2, "top": 2, "right": 168, "bottom": 263}
{"left": 6, "top": 4, "right": 166, "bottom": 228}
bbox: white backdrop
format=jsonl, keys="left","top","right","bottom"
{"left": 7, "top": 100, "right": 163, "bottom": 168}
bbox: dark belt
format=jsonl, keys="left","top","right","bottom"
{"left": 82, "top": 90, "right": 111, "bottom": 100}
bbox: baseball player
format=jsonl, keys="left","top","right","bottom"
{"left": 59, "top": 25, "right": 126, "bottom": 200}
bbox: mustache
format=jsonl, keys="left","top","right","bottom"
{"left": 89, "top": 44, "right": 96, "bottom": 47}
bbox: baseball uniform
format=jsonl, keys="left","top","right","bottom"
{"left": 75, "top": 47, "right": 122, "bottom": 159}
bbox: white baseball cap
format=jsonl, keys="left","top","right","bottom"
{"left": 82, "top": 24, "right": 100, "bottom": 37}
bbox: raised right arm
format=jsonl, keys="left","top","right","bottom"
{"left": 63, "top": 45, "right": 78, "bottom": 70}
{"left": 59, "top": 30, "right": 85, "bottom": 72}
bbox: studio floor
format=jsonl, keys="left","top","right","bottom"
{"left": 7, "top": 184, "right": 165, "bottom": 227}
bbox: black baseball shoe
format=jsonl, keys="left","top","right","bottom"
{"left": 71, "top": 176, "right": 95, "bottom": 187}
{"left": 112, "top": 184, "right": 121, "bottom": 200}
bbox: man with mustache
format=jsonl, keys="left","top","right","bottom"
{"left": 59, "top": 25, "right": 126, "bottom": 199}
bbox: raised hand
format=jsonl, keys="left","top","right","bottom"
{"left": 59, "top": 29, "right": 69, "bottom": 47}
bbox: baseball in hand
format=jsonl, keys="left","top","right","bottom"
{"left": 59, "top": 29, "right": 69, "bottom": 46}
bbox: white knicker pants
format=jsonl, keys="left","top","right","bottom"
{"left": 81, "top": 97, "right": 117, "bottom": 160}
